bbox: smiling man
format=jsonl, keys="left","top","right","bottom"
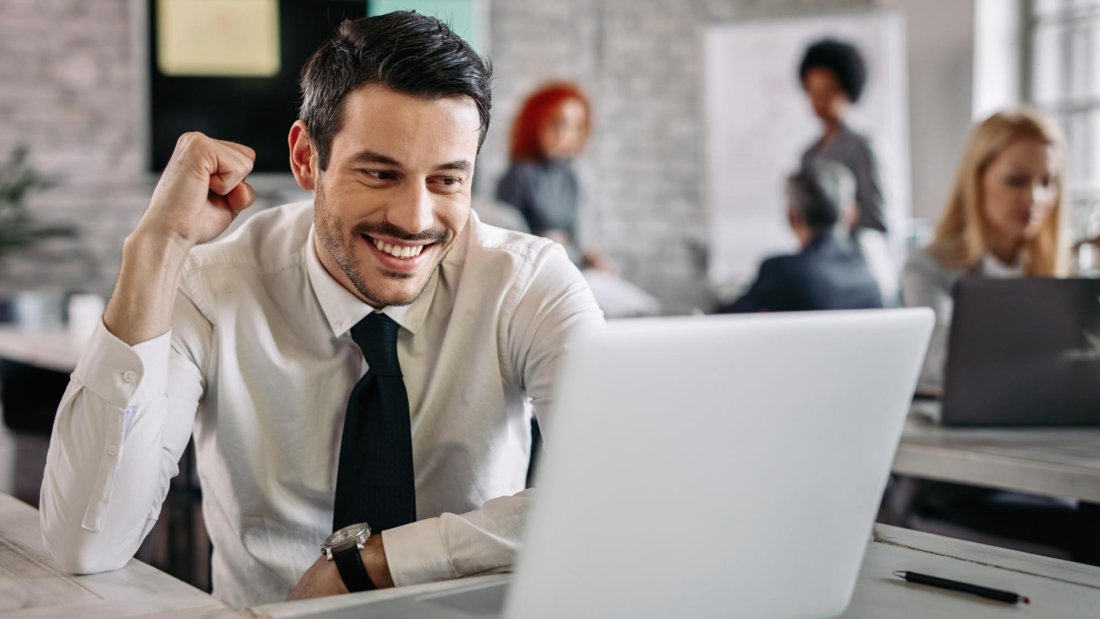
{"left": 39, "top": 12, "right": 603, "bottom": 607}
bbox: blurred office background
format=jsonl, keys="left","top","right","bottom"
{"left": 1, "top": 0, "right": 1098, "bottom": 590}
{"left": 8, "top": 0, "right": 1092, "bottom": 313}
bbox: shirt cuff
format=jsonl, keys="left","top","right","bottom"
{"left": 381, "top": 517, "right": 455, "bottom": 586}
{"left": 72, "top": 319, "right": 171, "bottom": 409}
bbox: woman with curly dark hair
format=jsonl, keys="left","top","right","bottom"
{"left": 798, "top": 38, "right": 896, "bottom": 302}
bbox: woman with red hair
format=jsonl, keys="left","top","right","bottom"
{"left": 496, "top": 82, "right": 612, "bottom": 271}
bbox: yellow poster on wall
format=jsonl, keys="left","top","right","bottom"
{"left": 157, "top": 0, "right": 280, "bottom": 77}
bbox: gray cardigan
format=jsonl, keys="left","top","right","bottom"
{"left": 900, "top": 247, "right": 1021, "bottom": 390}
{"left": 801, "top": 124, "right": 886, "bottom": 233}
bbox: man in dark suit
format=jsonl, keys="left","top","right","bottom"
{"left": 719, "top": 160, "right": 883, "bottom": 313}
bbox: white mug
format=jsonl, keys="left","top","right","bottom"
{"left": 13, "top": 290, "right": 64, "bottom": 331}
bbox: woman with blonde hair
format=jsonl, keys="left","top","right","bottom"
{"left": 901, "top": 107, "right": 1066, "bottom": 390}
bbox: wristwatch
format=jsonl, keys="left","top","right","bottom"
{"left": 321, "top": 522, "right": 376, "bottom": 592}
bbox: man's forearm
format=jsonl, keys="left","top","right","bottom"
{"left": 104, "top": 230, "right": 192, "bottom": 345}
{"left": 104, "top": 133, "right": 257, "bottom": 345}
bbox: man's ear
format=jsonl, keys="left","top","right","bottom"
{"left": 289, "top": 120, "right": 318, "bottom": 191}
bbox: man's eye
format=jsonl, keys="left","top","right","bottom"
{"left": 435, "top": 177, "right": 462, "bottom": 187}
{"left": 367, "top": 170, "right": 397, "bottom": 181}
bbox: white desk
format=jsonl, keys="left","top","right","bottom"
{"left": 0, "top": 493, "right": 241, "bottom": 618}
{"left": 851, "top": 525, "right": 1100, "bottom": 617}
{"left": 6, "top": 487, "right": 1100, "bottom": 618}
{"left": 893, "top": 404, "right": 1100, "bottom": 502}
{"left": 248, "top": 524, "right": 1100, "bottom": 618}
{"left": 0, "top": 325, "right": 83, "bottom": 373}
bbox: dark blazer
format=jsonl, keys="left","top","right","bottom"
{"left": 719, "top": 233, "right": 883, "bottom": 313}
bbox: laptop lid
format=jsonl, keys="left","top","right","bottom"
{"left": 505, "top": 309, "right": 932, "bottom": 619}
{"left": 941, "top": 278, "right": 1100, "bottom": 426}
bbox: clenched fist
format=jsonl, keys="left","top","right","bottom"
{"left": 138, "top": 132, "right": 257, "bottom": 248}
{"left": 104, "top": 133, "right": 259, "bottom": 345}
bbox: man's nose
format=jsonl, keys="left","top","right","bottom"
{"left": 390, "top": 181, "right": 435, "bottom": 234}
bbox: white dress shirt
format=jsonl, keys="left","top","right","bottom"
{"left": 39, "top": 200, "right": 604, "bottom": 607}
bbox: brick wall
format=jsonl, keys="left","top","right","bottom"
{"left": 0, "top": 0, "right": 873, "bottom": 312}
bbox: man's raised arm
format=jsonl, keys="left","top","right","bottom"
{"left": 39, "top": 133, "right": 256, "bottom": 573}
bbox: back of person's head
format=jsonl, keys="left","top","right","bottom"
{"left": 509, "top": 82, "right": 591, "bottom": 161}
{"left": 929, "top": 107, "right": 1065, "bottom": 275}
{"left": 798, "top": 39, "right": 867, "bottom": 103}
{"left": 298, "top": 11, "right": 493, "bottom": 170}
{"left": 787, "top": 160, "right": 856, "bottom": 234}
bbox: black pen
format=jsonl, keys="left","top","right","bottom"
{"left": 893, "top": 570, "right": 1030, "bottom": 605}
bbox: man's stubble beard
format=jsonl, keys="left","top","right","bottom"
{"left": 313, "top": 183, "right": 449, "bottom": 308}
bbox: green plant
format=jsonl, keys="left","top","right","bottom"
{"left": 0, "top": 145, "right": 77, "bottom": 254}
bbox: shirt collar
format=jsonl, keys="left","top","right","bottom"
{"left": 303, "top": 217, "right": 474, "bottom": 338}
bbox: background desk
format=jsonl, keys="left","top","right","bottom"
{"left": 0, "top": 325, "right": 83, "bottom": 374}
{"left": 893, "top": 402, "right": 1100, "bottom": 503}
{"left": 890, "top": 405, "right": 1100, "bottom": 565}
{"left": 894, "top": 405, "right": 1100, "bottom": 502}
{"left": 0, "top": 325, "right": 78, "bottom": 509}
{"left": 0, "top": 492, "right": 238, "bottom": 618}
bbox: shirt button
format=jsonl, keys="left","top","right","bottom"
{"left": 106, "top": 444, "right": 119, "bottom": 457}
{"left": 121, "top": 370, "right": 137, "bottom": 383}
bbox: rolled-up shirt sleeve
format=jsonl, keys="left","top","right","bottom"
{"left": 39, "top": 293, "right": 208, "bottom": 574}
{"left": 382, "top": 243, "right": 604, "bottom": 586}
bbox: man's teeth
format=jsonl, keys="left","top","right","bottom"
{"left": 373, "top": 238, "right": 425, "bottom": 259}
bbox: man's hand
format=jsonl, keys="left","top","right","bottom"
{"left": 104, "top": 133, "right": 257, "bottom": 345}
{"left": 288, "top": 553, "right": 348, "bottom": 600}
{"left": 138, "top": 132, "right": 257, "bottom": 249}
{"left": 288, "top": 533, "right": 396, "bottom": 600}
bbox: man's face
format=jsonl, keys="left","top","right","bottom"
{"left": 310, "top": 84, "right": 481, "bottom": 308}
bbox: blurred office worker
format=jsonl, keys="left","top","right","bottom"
{"left": 496, "top": 83, "right": 658, "bottom": 317}
{"left": 900, "top": 108, "right": 1065, "bottom": 390}
{"left": 38, "top": 12, "right": 603, "bottom": 607}
{"left": 719, "top": 160, "right": 883, "bottom": 313}
{"left": 798, "top": 38, "right": 897, "bottom": 303}
{"left": 496, "top": 82, "right": 613, "bottom": 272}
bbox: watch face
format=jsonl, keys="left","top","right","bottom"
{"left": 326, "top": 523, "right": 369, "bottom": 548}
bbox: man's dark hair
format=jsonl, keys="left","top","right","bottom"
{"left": 299, "top": 11, "right": 493, "bottom": 169}
{"left": 787, "top": 160, "right": 855, "bottom": 232}
{"left": 798, "top": 39, "right": 867, "bottom": 103}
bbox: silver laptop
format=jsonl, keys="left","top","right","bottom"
{"left": 298, "top": 309, "right": 932, "bottom": 619}
{"left": 942, "top": 278, "right": 1100, "bottom": 426}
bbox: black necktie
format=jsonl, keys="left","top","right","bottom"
{"left": 333, "top": 312, "right": 416, "bottom": 532}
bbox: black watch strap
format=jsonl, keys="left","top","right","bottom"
{"left": 333, "top": 546, "right": 376, "bottom": 592}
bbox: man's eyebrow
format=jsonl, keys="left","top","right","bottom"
{"left": 348, "top": 150, "right": 401, "bottom": 166}
{"left": 436, "top": 160, "right": 472, "bottom": 173}
{"left": 347, "top": 150, "right": 471, "bottom": 173}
